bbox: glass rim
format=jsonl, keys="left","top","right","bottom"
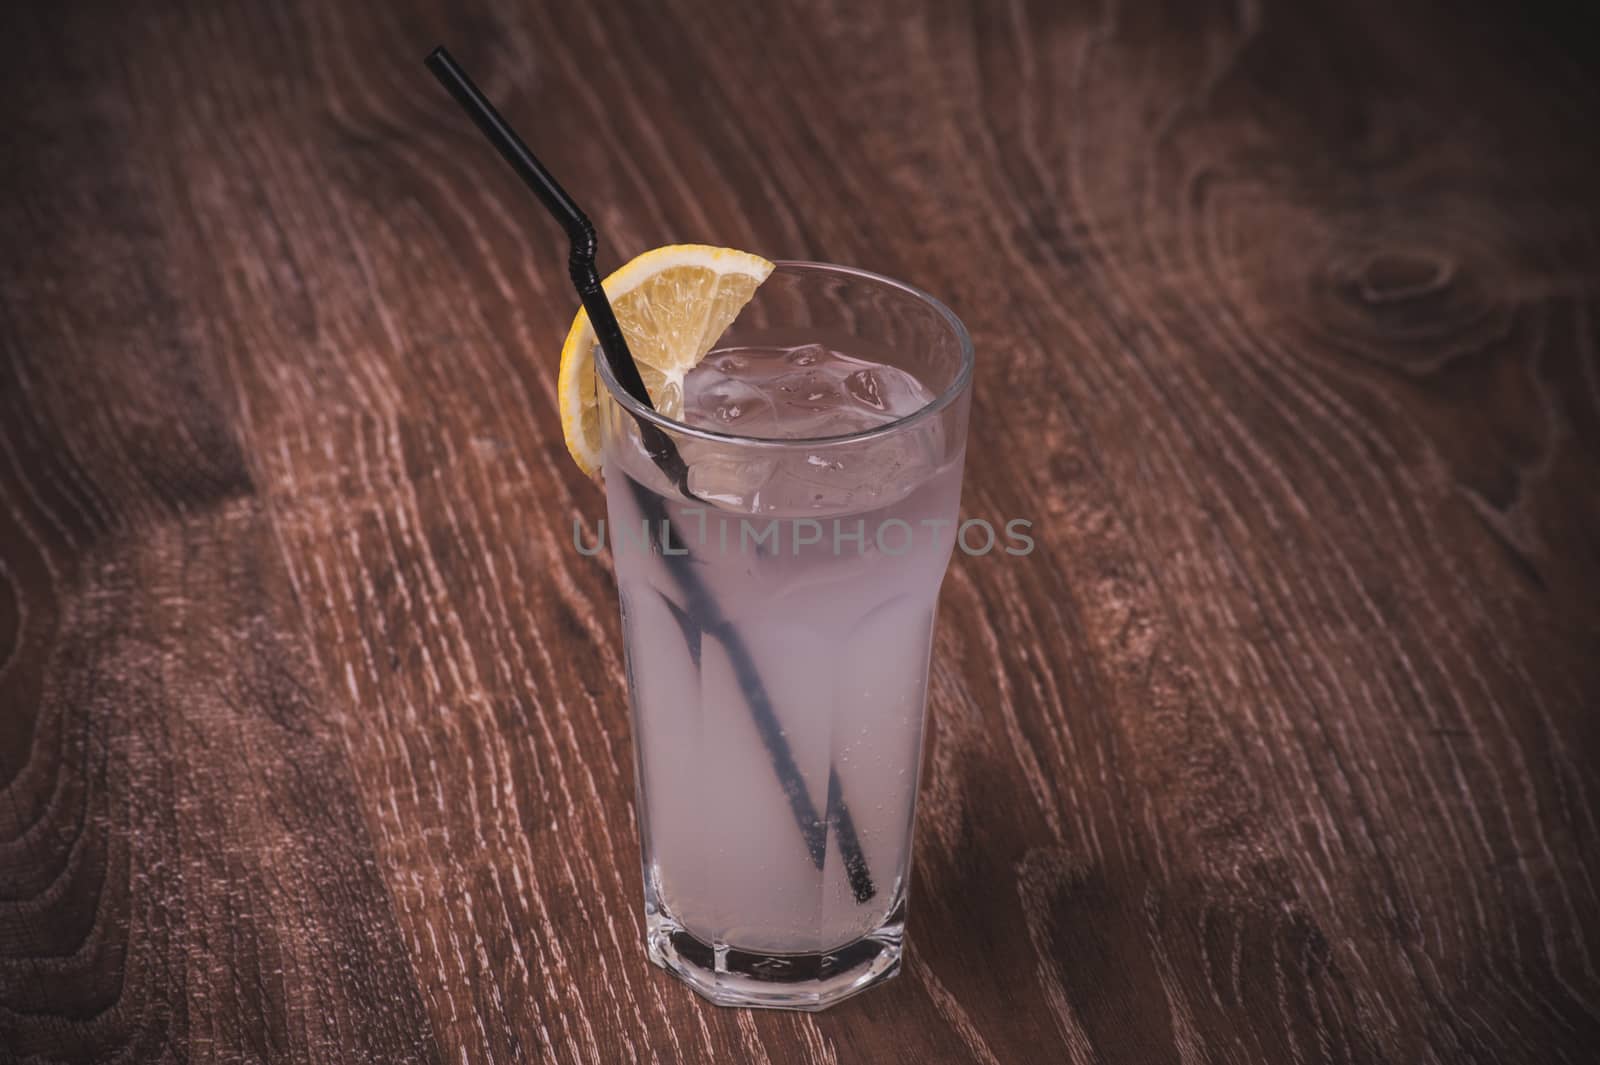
{"left": 594, "top": 259, "right": 975, "bottom": 449}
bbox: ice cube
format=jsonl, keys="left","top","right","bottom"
{"left": 762, "top": 369, "right": 844, "bottom": 434}
{"left": 686, "top": 453, "right": 777, "bottom": 511}
{"left": 776, "top": 406, "right": 867, "bottom": 440}
{"left": 689, "top": 377, "right": 776, "bottom": 426}
{"left": 785, "top": 344, "right": 825, "bottom": 366}
{"left": 770, "top": 370, "right": 831, "bottom": 398}
{"left": 844, "top": 368, "right": 886, "bottom": 410}
{"left": 852, "top": 363, "right": 929, "bottom": 417}
{"left": 773, "top": 452, "right": 859, "bottom": 510}
{"left": 796, "top": 381, "right": 842, "bottom": 407}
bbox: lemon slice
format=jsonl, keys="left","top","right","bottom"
{"left": 558, "top": 244, "right": 774, "bottom": 478}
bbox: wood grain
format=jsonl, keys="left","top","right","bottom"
{"left": 2, "top": 0, "right": 1597, "bottom": 1062}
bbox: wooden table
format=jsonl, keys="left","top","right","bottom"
{"left": 3, "top": 1, "right": 1596, "bottom": 1061}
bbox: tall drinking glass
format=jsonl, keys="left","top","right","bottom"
{"left": 597, "top": 261, "right": 973, "bottom": 1010}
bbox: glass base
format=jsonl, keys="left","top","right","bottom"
{"left": 645, "top": 897, "right": 906, "bottom": 1011}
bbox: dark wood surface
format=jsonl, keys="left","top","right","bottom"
{"left": 3, "top": 1, "right": 1597, "bottom": 1061}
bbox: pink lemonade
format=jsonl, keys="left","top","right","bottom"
{"left": 599, "top": 263, "right": 972, "bottom": 1009}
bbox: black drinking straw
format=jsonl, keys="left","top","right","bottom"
{"left": 425, "top": 47, "right": 875, "bottom": 904}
